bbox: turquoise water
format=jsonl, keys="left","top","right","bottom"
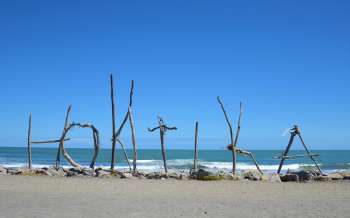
{"left": 0, "top": 147, "right": 349, "bottom": 173}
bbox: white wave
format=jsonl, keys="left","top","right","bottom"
{"left": 2, "top": 160, "right": 349, "bottom": 172}
{"left": 201, "top": 162, "right": 301, "bottom": 171}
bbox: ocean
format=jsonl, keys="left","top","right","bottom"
{"left": 0, "top": 147, "right": 349, "bottom": 173}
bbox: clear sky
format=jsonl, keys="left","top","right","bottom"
{"left": 0, "top": 0, "right": 349, "bottom": 149}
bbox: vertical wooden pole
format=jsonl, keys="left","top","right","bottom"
{"left": 27, "top": 113, "right": 32, "bottom": 169}
{"left": 158, "top": 121, "right": 167, "bottom": 173}
{"left": 110, "top": 74, "right": 117, "bottom": 170}
{"left": 277, "top": 132, "right": 296, "bottom": 174}
{"left": 128, "top": 106, "right": 137, "bottom": 173}
{"left": 193, "top": 121, "right": 199, "bottom": 172}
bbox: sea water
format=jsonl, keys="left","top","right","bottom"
{"left": 0, "top": 147, "right": 349, "bottom": 173}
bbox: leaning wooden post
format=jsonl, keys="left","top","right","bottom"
{"left": 110, "top": 74, "right": 117, "bottom": 170}
{"left": 193, "top": 122, "right": 199, "bottom": 172}
{"left": 233, "top": 102, "right": 243, "bottom": 147}
{"left": 298, "top": 133, "right": 323, "bottom": 174}
{"left": 277, "top": 130, "right": 296, "bottom": 174}
{"left": 217, "top": 97, "right": 236, "bottom": 175}
{"left": 27, "top": 113, "right": 32, "bottom": 169}
{"left": 55, "top": 105, "right": 72, "bottom": 169}
{"left": 128, "top": 106, "right": 137, "bottom": 173}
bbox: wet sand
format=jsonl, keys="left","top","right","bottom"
{"left": 0, "top": 175, "right": 349, "bottom": 218}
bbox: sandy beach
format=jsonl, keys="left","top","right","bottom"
{"left": 0, "top": 176, "right": 348, "bottom": 218}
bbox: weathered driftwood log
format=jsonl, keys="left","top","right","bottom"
{"left": 56, "top": 105, "right": 72, "bottom": 169}
{"left": 234, "top": 102, "right": 243, "bottom": 148}
{"left": 236, "top": 148, "right": 263, "bottom": 174}
{"left": 217, "top": 97, "right": 236, "bottom": 174}
{"left": 148, "top": 117, "right": 177, "bottom": 174}
{"left": 116, "top": 138, "right": 132, "bottom": 171}
{"left": 31, "top": 138, "right": 71, "bottom": 144}
{"left": 59, "top": 122, "right": 100, "bottom": 169}
{"left": 277, "top": 128, "right": 296, "bottom": 174}
{"left": 128, "top": 106, "right": 138, "bottom": 173}
{"left": 226, "top": 145, "right": 263, "bottom": 174}
{"left": 110, "top": 74, "right": 117, "bottom": 170}
{"left": 89, "top": 125, "right": 100, "bottom": 168}
{"left": 27, "top": 113, "right": 32, "bottom": 169}
{"left": 114, "top": 80, "right": 134, "bottom": 139}
{"left": 193, "top": 122, "right": 199, "bottom": 172}
{"left": 158, "top": 119, "right": 167, "bottom": 173}
{"left": 273, "top": 153, "right": 320, "bottom": 160}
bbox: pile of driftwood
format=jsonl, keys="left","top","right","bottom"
{"left": 25, "top": 74, "right": 324, "bottom": 177}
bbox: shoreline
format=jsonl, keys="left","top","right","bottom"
{"left": 1, "top": 165, "right": 349, "bottom": 182}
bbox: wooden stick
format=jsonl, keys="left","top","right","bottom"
{"left": 273, "top": 154, "right": 320, "bottom": 159}
{"left": 277, "top": 132, "right": 296, "bottom": 174}
{"left": 158, "top": 119, "right": 167, "bottom": 173}
{"left": 116, "top": 138, "right": 132, "bottom": 171}
{"left": 89, "top": 125, "right": 100, "bottom": 168}
{"left": 128, "top": 106, "right": 138, "bottom": 173}
{"left": 217, "top": 97, "right": 236, "bottom": 174}
{"left": 110, "top": 74, "right": 117, "bottom": 170}
{"left": 31, "top": 138, "right": 71, "bottom": 144}
{"left": 59, "top": 124, "right": 81, "bottom": 168}
{"left": 56, "top": 105, "right": 72, "bottom": 169}
{"left": 297, "top": 134, "right": 323, "bottom": 174}
{"left": 193, "top": 122, "right": 199, "bottom": 172}
{"left": 236, "top": 149, "right": 262, "bottom": 174}
{"left": 27, "top": 113, "right": 32, "bottom": 169}
{"left": 114, "top": 80, "right": 134, "bottom": 139}
{"left": 233, "top": 102, "right": 243, "bottom": 147}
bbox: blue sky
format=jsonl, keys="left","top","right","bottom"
{"left": 0, "top": 0, "right": 349, "bottom": 149}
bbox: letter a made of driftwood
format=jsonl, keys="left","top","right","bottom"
{"left": 56, "top": 106, "right": 100, "bottom": 169}
{"left": 217, "top": 97, "right": 262, "bottom": 174}
{"left": 276, "top": 125, "right": 323, "bottom": 175}
{"left": 148, "top": 117, "right": 177, "bottom": 174}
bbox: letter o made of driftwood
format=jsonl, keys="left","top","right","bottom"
{"left": 59, "top": 123, "right": 100, "bottom": 169}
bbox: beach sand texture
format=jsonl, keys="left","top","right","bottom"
{"left": 0, "top": 176, "right": 349, "bottom": 218}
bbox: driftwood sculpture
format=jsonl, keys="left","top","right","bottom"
{"left": 276, "top": 125, "right": 323, "bottom": 175}
{"left": 26, "top": 113, "right": 71, "bottom": 169}
{"left": 148, "top": 117, "right": 177, "bottom": 174}
{"left": 55, "top": 106, "right": 100, "bottom": 169}
{"left": 217, "top": 97, "right": 262, "bottom": 174}
{"left": 110, "top": 74, "right": 134, "bottom": 171}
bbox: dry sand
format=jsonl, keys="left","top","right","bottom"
{"left": 0, "top": 175, "right": 349, "bottom": 218}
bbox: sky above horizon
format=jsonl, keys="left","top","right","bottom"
{"left": 0, "top": 0, "right": 349, "bottom": 149}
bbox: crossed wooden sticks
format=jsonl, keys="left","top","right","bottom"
{"left": 148, "top": 117, "right": 177, "bottom": 174}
